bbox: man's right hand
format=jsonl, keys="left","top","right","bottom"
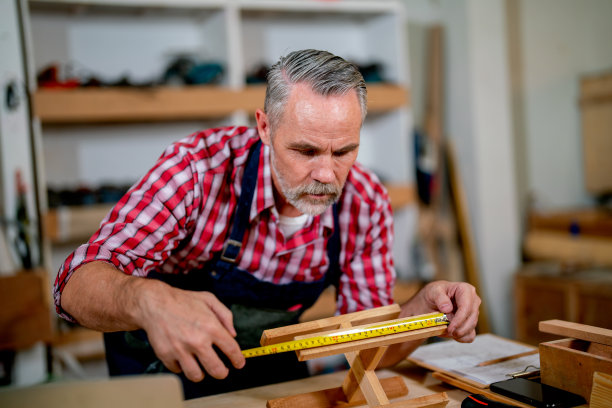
{"left": 60, "top": 261, "right": 245, "bottom": 382}
{"left": 137, "top": 283, "right": 246, "bottom": 382}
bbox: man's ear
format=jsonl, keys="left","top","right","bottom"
{"left": 255, "top": 109, "right": 271, "bottom": 146}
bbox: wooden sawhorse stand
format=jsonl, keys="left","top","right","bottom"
{"left": 261, "top": 304, "right": 450, "bottom": 408}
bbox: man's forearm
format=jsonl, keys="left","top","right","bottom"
{"left": 60, "top": 261, "right": 159, "bottom": 332}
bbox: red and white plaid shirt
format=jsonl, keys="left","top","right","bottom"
{"left": 54, "top": 126, "right": 396, "bottom": 321}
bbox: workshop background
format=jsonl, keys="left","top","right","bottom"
{"left": 1, "top": 0, "right": 611, "bottom": 388}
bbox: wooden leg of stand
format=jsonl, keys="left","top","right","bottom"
{"left": 343, "top": 346, "right": 389, "bottom": 406}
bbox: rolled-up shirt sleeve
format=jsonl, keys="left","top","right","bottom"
{"left": 53, "top": 147, "right": 201, "bottom": 322}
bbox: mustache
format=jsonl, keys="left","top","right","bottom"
{"left": 299, "top": 181, "right": 341, "bottom": 196}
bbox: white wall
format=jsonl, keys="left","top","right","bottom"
{"left": 463, "top": 0, "right": 519, "bottom": 337}
{"left": 517, "top": 0, "right": 612, "bottom": 209}
{"left": 402, "top": 0, "right": 520, "bottom": 337}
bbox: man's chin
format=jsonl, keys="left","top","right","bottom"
{"left": 292, "top": 198, "right": 335, "bottom": 216}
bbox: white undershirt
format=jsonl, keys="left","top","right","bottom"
{"left": 278, "top": 213, "right": 310, "bottom": 238}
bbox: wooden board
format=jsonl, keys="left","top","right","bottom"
{"left": 528, "top": 208, "right": 612, "bottom": 238}
{"left": 539, "top": 320, "right": 612, "bottom": 346}
{"left": 0, "top": 271, "right": 53, "bottom": 350}
{"left": 34, "top": 84, "right": 409, "bottom": 124}
{"left": 523, "top": 230, "right": 612, "bottom": 267}
{"left": 261, "top": 304, "right": 401, "bottom": 346}
{"left": 0, "top": 374, "right": 183, "bottom": 408}
{"left": 580, "top": 71, "right": 612, "bottom": 195}
{"left": 384, "top": 183, "right": 417, "bottom": 211}
{"left": 44, "top": 204, "right": 113, "bottom": 244}
{"left": 590, "top": 371, "right": 612, "bottom": 408}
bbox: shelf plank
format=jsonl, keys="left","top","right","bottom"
{"left": 367, "top": 84, "right": 410, "bottom": 113}
{"left": 384, "top": 183, "right": 415, "bottom": 210}
{"left": 34, "top": 86, "right": 257, "bottom": 123}
{"left": 44, "top": 204, "right": 114, "bottom": 244}
{"left": 34, "top": 84, "right": 409, "bottom": 124}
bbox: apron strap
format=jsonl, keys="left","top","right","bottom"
{"left": 219, "top": 141, "right": 262, "bottom": 263}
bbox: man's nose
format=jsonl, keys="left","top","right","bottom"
{"left": 311, "top": 157, "right": 335, "bottom": 184}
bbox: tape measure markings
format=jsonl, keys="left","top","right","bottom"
{"left": 242, "top": 312, "right": 449, "bottom": 358}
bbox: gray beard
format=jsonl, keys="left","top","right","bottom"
{"left": 270, "top": 147, "right": 342, "bottom": 216}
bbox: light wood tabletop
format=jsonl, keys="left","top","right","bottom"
{"left": 184, "top": 361, "right": 471, "bottom": 408}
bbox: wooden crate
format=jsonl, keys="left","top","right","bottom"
{"left": 539, "top": 321, "right": 612, "bottom": 403}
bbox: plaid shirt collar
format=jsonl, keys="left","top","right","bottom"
{"left": 249, "top": 142, "right": 335, "bottom": 233}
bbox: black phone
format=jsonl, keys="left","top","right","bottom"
{"left": 489, "top": 378, "right": 586, "bottom": 408}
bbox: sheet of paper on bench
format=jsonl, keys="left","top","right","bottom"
{"left": 408, "top": 333, "right": 539, "bottom": 387}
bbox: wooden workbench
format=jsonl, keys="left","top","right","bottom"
{"left": 184, "top": 361, "right": 470, "bottom": 408}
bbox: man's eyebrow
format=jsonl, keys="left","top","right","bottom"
{"left": 287, "top": 142, "right": 360, "bottom": 153}
{"left": 287, "top": 142, "right": 321, "bottom": 151}
{"left": 335, "top": 143, "right": 360, "bottom": 153}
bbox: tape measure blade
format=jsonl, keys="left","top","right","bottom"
{"left": 293, "top": 312, "right": 447, "bottom": 340}
{"left": 242, "top": 313, "right": 448, "bottom": 359}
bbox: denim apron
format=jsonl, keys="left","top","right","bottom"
{"left": 103, "top": 141, "right": 341, "bottom": 399}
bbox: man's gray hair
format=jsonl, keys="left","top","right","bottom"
{"left": 264, "top": 49, "right": 367, "bottom": 131}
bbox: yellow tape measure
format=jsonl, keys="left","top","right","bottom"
{"left": 242, "top": 312, "right": 449, "bottom": 358}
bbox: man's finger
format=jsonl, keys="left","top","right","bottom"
{"left": 426, "top": 281, "right": 454, "bottom": 314}
{"left": 215, "top": 332, "right": 246, "bottom": 370}
{"left": 447, "top": 286, "right": 480, "bottom": 337}
{"left": 196, "top": 346, "right": 230, "bottom": 380}
{"left": 177, "top": 354, "right": 205, "bottom": 383}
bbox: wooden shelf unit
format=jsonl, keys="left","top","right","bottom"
{"left": 34, "top": 84, "right": 409, "bottom": 124}
{"left": 28, "top": 0, "right": 417, "bottom": 280}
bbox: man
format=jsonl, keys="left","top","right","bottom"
{"left": 54, "top": 49, "right": 480, "bottom": 399}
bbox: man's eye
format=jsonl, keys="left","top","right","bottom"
{"left": 300, "top": 150, "right": 317, "bottom": 157}
{"left": 333, "top": 151, "right": 349, "bottom": 157}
